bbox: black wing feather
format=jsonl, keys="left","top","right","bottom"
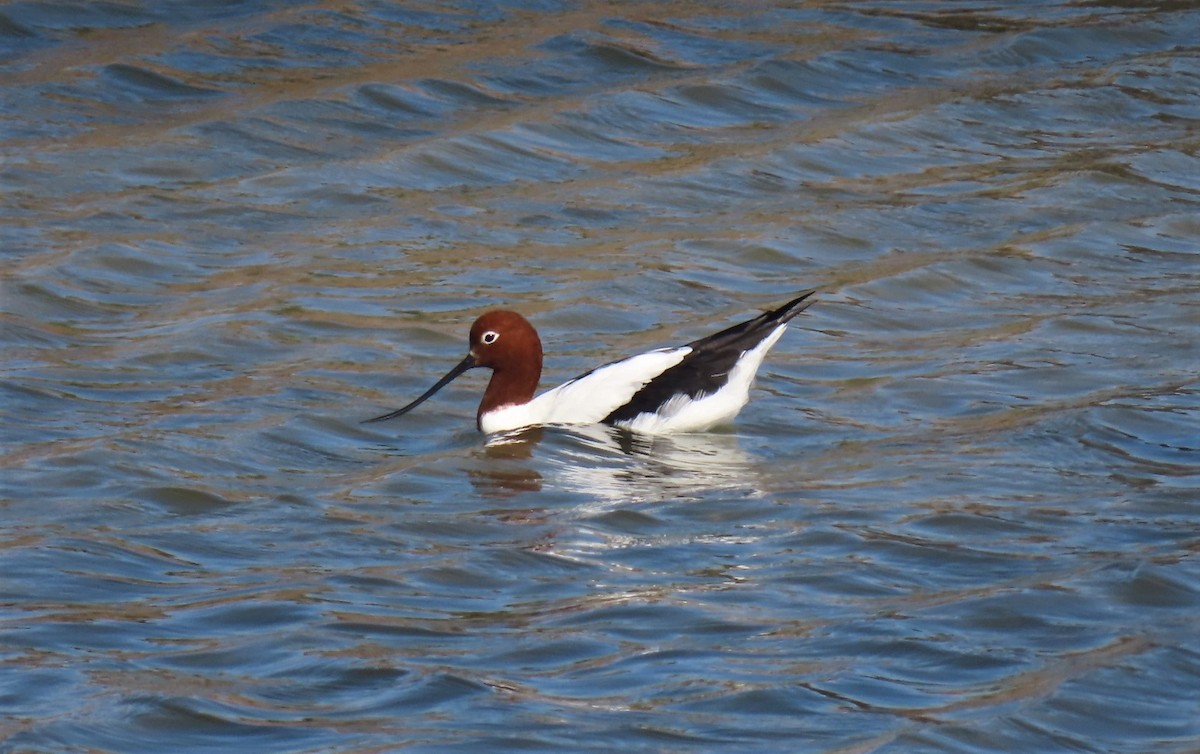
{"left": 602, "top": 290, "right": 817, "bottom": 425}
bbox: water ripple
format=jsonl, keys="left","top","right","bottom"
{"left": 2, "top": 1, "right": 1199, "bottom": 753}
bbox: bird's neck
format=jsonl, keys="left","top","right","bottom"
{"left": 477, "top": 363, "right": 540, "bottom": 426}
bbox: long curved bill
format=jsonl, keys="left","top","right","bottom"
{"left": 363, "top": 354, "right": 477, "bottom": 423}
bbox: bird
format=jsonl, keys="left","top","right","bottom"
{"left": 365, "top": 290, "right": 816, "bottom": 435}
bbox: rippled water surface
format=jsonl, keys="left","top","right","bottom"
{"left": 3, "top": 1, "right": 1199, "bottom": 752}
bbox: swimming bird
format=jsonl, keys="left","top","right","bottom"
{"left": 365, "top": 290, "right": 816, "bottom": 434}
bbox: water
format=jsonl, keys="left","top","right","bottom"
{"left": 2, "top": 1, "right": 1198, "bottom": 752}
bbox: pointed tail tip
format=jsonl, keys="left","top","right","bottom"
{"left": 773, "top": 288, "right": 820, "bottom": 322}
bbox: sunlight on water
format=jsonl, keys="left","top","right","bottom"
{"left": 2, "top": 1, "right": 1198, "bottom": 752}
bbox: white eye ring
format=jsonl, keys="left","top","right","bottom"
{"left": 481, "top": 331, "right": 500, "bottom": 345}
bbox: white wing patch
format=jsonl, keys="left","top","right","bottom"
{"left": 479, "top": 347, "right": 691, "bottom": 434}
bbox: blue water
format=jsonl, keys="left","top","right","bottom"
{"left": 2, "top": 1, "right": 1198, "bottom": 752}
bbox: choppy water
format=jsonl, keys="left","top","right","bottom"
{"left": 2, "top": 1, "right": 1199, "bottom": 752}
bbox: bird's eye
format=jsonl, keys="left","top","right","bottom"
{"left": 481, "top": 331, "right": 500, "bottom": 345}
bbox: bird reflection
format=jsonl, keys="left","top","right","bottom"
{"left": 465, "top": 423, "right": 764, "bottom": 508}
{"left": 554, "top": 425, "right": 764, "bottom": 510}
{"left": 465, "top": 426, "right": 546, "bottom": 498}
